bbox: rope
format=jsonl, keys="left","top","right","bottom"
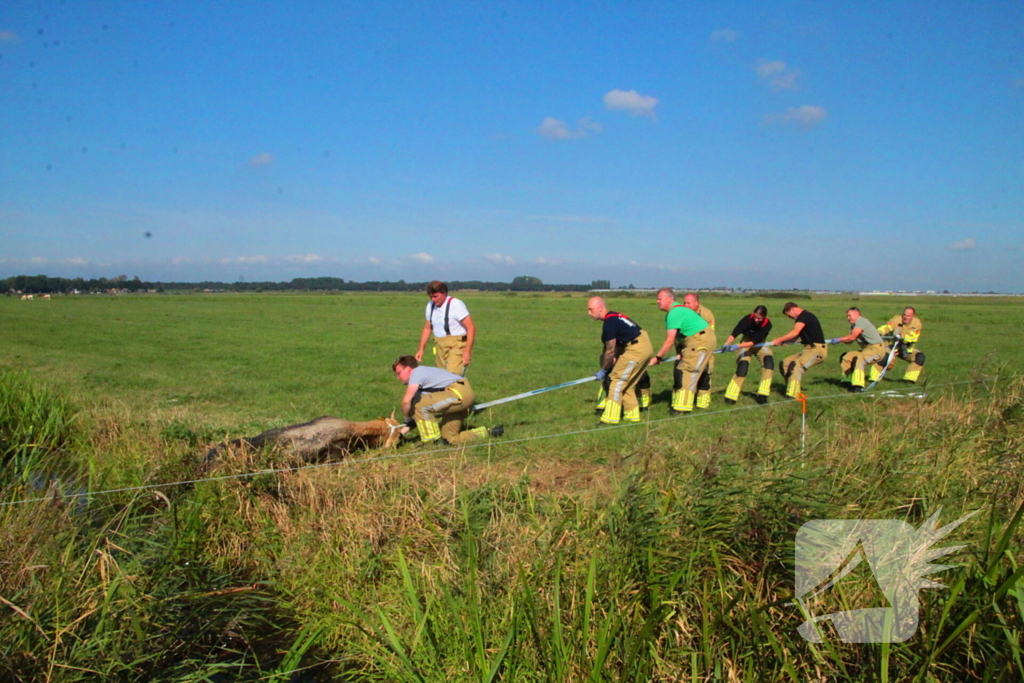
{"left": 866, "top": 333, "right": 902, "bottom": 390}
{"left": 0, "top": 377, "right": 996, "bottom": 508}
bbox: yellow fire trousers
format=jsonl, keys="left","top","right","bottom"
{"left": 412, "top": 380, "right": 486, "bottom": 444}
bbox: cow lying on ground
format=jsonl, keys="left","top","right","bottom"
{"left": 204, "top": 415, "right": 403, "bottom": 464}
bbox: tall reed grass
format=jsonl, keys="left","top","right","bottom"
{"left": 1, "top": 372, "right": 1021, "bottom": 681}
{"left": 0, "top": 369, "right": 77, "bottom": 486}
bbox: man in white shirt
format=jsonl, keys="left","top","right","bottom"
{"left": 414, "top": 280, "right": 476, "bottom": 376}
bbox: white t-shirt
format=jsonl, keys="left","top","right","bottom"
{"left": 425, "top": 296, "right": 470, "bottom": 337}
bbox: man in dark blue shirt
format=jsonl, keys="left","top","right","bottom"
{"left": 587, "top": 297, "right": 653, "bottom": 425}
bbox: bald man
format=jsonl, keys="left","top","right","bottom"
{"left": 683, "top": 293, "right": 716, "bottom": 408}
{"left": 587, "top": 297, "right": 653, "bottom": 425}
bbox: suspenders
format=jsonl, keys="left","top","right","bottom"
{"left": 431, "top": 298, "right": 452, "bottom": 336}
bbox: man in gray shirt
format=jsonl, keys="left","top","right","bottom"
{"left": 830, "top": 308, "right": 886, "bottom": 392}
{"left": 393, "top": 356, "right": 503, "bottom": 445}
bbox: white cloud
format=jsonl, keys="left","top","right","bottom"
{"left": 756, "top": 60, "right": 786, "bottom": 77}
{"left": 756, "top": 59, "right": 800, "bottom": 91}
{"left": 710, "top": 28, "right": 739, "bottom": 42}
{"left": 409, "top": 252, "right": 434, "bottom": 264}
{"left": 367, "top": 256, "right": 382, "bottom": 265}
{"left": 486, "top": 253, "right": 516, "bottom": 265}
{"left": 534, "top": 256, "right": 563, "bottom": 265}
{"left": 764, "top": 105, "right": 828, "bottom": 130}
{"left": 284, "top": 253, "right": 325, "bottom": 264}
{"left": 221, "top": 255, "right": 268, "bottom": 265}
{"left": 66, "top": 257, "right": 88, "bottom": 265}
{"left": 948, "top": 238, "right": 977, "bottom": 251}
{"left": 0, "top": 30, "right": 18, "bottom": 42}
{"left": 29, "top": 256, "right": 49, "bottom": 265}
{"left": 603, "top": 89, "right": 659, "bottom": 120}
{"left": 249, "top": 152, "right": 274, "bottom": 167}
{"left": 537, "top": 117, "right": 602, "bottom": 140}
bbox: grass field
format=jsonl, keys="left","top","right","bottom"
{"left": 1, "top": 291, "right": 1022, "bottom": 682}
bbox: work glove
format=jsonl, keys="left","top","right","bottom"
{"left": 828, "top": 338, "right": 842, "bottom": 344}
{"left": 594, "top": 369, "right": 608, "bottom": 381}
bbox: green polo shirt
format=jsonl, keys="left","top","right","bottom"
{"left": 666, "top": 304, "right": 709, "bottom": 337}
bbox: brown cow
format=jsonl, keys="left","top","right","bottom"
{"left": 204, "top": 415, "right": 403, "bottom": 464}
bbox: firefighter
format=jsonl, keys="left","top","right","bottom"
{"left": 721, "top": 305, "right": 773, "bottom": 405}
{"left": 587, "top": 297, "right": 653, "bottom": 425}
{"left": 649, "top": 288, "right": 715, "bottom": 415}
{"left": 832, "top": 307, "right": 887, "bottom": 392}
{"left": 595, "top": 370, "right": 651, "bottom": 413}
{"left": 393, "top": 356, "right": 502, "bottom": 445}
{"left": 683, "top": 293, "right": 716, "bottom": 408}
{"left": 870, "top": 307, "right": 926, "bottom": 383}
{"left": 771, "top": 302, "right": 828, "bottom": 398}
{"left": 414, "top": 280, "right": 475, "bottom": 376}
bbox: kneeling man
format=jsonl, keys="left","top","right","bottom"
{"left": 393, "top": 356, "right": 502, "bottom": 445}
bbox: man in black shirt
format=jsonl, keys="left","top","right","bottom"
{"left": 721, "top": 305, "right": 774, "bottom": 405}
{"left": 587, "top": 297, "right": 653, "bottom": 425}
{"left": 770, "top": 302, "right": 829, "bottom": 398}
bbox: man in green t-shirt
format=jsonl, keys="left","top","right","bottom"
{"left": 648, "top": 288, "right": 715, "bottom": 415}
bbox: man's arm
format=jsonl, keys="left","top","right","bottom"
{"left": 649, "top": 329, "right": 678, "bottom": 365}
{"left": 836, "top": 327, "right": 862, "bottom": 344}
{"left": 400, "top": 383, "right": 420, "bottom": 420}
{"left": 600, "top": 339, "right": 618, "bottom": 370}
{"left": 461, "top": 314, "right": 475, "bottom": 367}
{"left": 772, "top": 322, "right": 804, "bottom": 346}
{"left": 414, "top": 320, "right": 432, "bottom": 362}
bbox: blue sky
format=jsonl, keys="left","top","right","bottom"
{"left": 1, "top": 1, "right": 1022, "bottom": 291}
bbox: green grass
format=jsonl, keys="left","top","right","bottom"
{"left": 0, "top": 291, "right": 1022, "bottom": 681}
{"left": 2, "top": 291, "right": 1020, "bottom": 431}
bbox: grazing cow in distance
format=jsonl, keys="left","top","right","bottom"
{"left": 204, "top": 415, "right": 404, "bottom": 465}
{"left": 42, "top": 294, "right": 51, "bottom": 300}
{"left": 21, "top": 294, "right": 34, "bottom": 300}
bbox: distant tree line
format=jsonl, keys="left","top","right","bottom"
{"left": 3, "top": 274, "right": 147, "bottom": 294}
{"left": 2, "top": 274, "right": 601, "bottom": 294}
